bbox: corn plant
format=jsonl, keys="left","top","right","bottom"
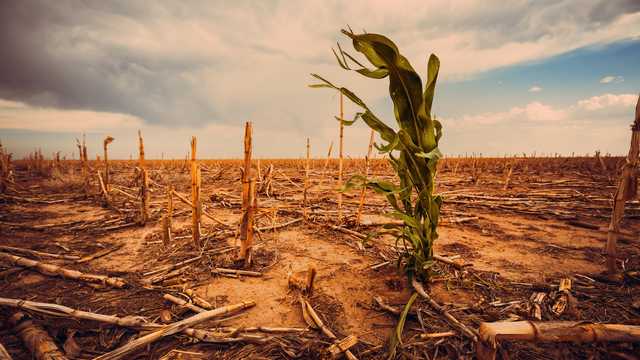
{"left": 310, "top": 29, "right": 442, "bottom": 283}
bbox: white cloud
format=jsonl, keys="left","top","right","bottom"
{"left": 528, "top": 86, "right": 543, "bottom": 92}
{"left": 0, "top": 99, "right": 143, "bottom": 132}
{"left": 448, "top": 93, "right": 637, "bottom": 128}
{"left": 577, "top": 93, "right": 637, "bottom": 111}
{"left": 599, "top": 75, "right": 624, "bottom": 83}
{"left": 442, "top": 93, "right": 638, "bottom": 155}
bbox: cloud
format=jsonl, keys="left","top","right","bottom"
{"left": 577, "top": 93, "right": 637, "bottom": 110}
{"left": 448, "top": 93, "right": 636, "bottom": 128}
{"left": 0, "top": 0, "right": 638, "bottom": 132}
{"left": 442, "top": 92, "right": 638, "bottom": 155}
{"left": 528, "top": 86, "right": 543, "bottom": 92}
{"left": 599, "top": 75, "right": 625, "bottom": 83}
{"left": 0, "top": 99, "right": 143, "bottom": 133}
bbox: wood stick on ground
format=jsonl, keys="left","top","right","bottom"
{"left": 300, "top": 297, "right": 358, "bottom": 360}
{"left": 0, "top": 245, "right": 80, "bottom": 261}
{"left": 356, "top": 129, "right": 375, "bottom": 226}
{"left": 412, "top": 278, "right": 478, "bottom": 341}
{"left": 477, "top": 321, "right": 640, "bottom": 360}
{"left": 303, "top": 137, "right": 310, "bottom": 221}
{"left": 0, "top": 341, "right": 12, "bottom": 360}
{"left": 329, "top": 334, "right": 358, "bottom": 359}
{"left": 214, "top": 267, "right": 261, "bottom": 277}
{"left": 8, "top": 311, "right": 68, "bottom": 360}
{"left": 142, "top": 265, "right": 191, "bottom": 285}
{"left": 432, "top": 254, "right": 471, "bottom": 270}
{"left": 143, "top": 255, "right": 202, "bottom": 277}
{"left": 183, "top": 288, "right": 213, "bottom": 309}
{"left": 94, "top": 301, "right": 256, "bottom": 360}
{"left": 0, "top": 298, "right": 267, "bottom": 347}
{"left": 330, "top": 225, "right": 367, "bottom": 240}
{"left": 190, "top": 136, "right": 202, "bottom": 249}
{"left": 0, "top": 297, "right": 151, "bottom": 328}
{"left": 0, "top": 252, "right": 126, "bottom": 288}
{"left": 373, "top": 296, "right": 402, "bottom": 316}
{"left": 110, "top": 186, "right": 137, "bottom": 201}
{"left": 171, "top": 190, "right": 228, "bottom": 227}
{"left": 97, "top": 170, "right": 111, "bottom": 204}
{"left": 76, "top": 244, "right": 123, "bottom": 264}
{"left": 163, "top": 293, "right": 206, "bottom": 313}
{"left": 255, "top": 218, "right": 302, "bottom": 232}
{"left": 606, "top": 93, "right": 640, "bottom": 275}
{"left": 337, "top": 92, "right": 344, "bottom": 224}
{"left": 420, "top": 331, "right": 456, "bottom": 339}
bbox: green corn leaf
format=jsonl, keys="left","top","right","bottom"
{"left": 310, "top": 29, "right": 443, "bottom": 292}
{"left": 356, "top": 67, "right": 389, "bottom": 79}
{"left": 388, "top": 292, "right": 418, "bottom": 359}
{"left": 423, "top": 54, "right": 440, "bottom": 118}
{"left": 334, "top": 114, "right": 360, "bottom": 126}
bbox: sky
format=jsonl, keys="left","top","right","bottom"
{"left": 0, "top": 0, "right": 639, "bottom": 159}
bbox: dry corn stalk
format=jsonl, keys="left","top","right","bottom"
{"left": 503, "top": 163, "right": 513, "bottom": 191}
{"left": 606, "top": 94, "right": 640, "bottom": 274}
{"left": 137, "top": 130, "right": 145, "bottom": 168}
{"left": 356, "top": 129, "right": 375, "bottom": 226}
{"left": 183, "top": 288, "right": 213, "bottom": 309}
{"left": 239, "top": 122, "right": 255, "bottom": 265}
{"left": 172, "top": 189, "right": 227, "bottom": 227}
{"left": 0, "top": 141, "right": 10, "bottom": 194}
{"left": 94, "top": 301, "right": 256, "bottom": 360}
{"left": 139, "top": 168, "right": 149, "bottom": 224}
{"left": 328, "top": 334, "right": 358, "bottom": 359}
{"left": 477, "top": 321, "right": 640, "bottom": 360}
{"left": 190, "top": 137, "right": 202, "bottom": 249}
{"left": 0, "top": 297, "right": 259, "bottom": 347}
{"left": 138, "top": 131, "right": 149, "bottom": 224}
{"left": 163, "top": 185, "right": 174, "bottom": 247}
{"left": 318, "top": 140, "right": 333, "bottom": 188}
{"left": 0, "top": 297, "right": 148, "bottom": 329}
{"left": 8, "top": 311, "right": 67, "bottom": 360}
{"left": 337, "top": 92, "right": 344, "bottom": 224}
{"left": 0, "top": 252, "right": 126, "bottom": 288}
{"left": 103, "top": 136, "right": 114, "bottom": 191}
{"left": 163, "top": 293, "right": 205, "bottom": 313}
{"left": 75, "top": 135, "right": 89, "bottom": 196}
{"left": 161, "top": 215, "right": 172, "bottom": 247}
{"left": 412, "top": 278, "right": 478, "bottom": 341}
{"left": 299, "top": 297, "right": 358, "bottom": 360}
{"left": 0, "top": 340, "right": 11, "bottom": 360}
{"left": 303, "top": 137, "right": 311, "bottom": 220}
{"left": 96, "top": 170, "right": 111, "bottom": 205}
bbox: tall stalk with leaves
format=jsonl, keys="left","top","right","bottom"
{"left": 310, "top": 29, "right": 442, "bottom": 283}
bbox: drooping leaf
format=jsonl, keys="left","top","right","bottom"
{"left": 388, "top": 292, "right": 418, "bottom": 359}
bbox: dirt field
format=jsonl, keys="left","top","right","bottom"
{"left": 1, "top": 156, "right": 639, "bottom": 359}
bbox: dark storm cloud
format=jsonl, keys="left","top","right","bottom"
{"left": 0, "top": 1, "right": 218, "bottom": 125}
